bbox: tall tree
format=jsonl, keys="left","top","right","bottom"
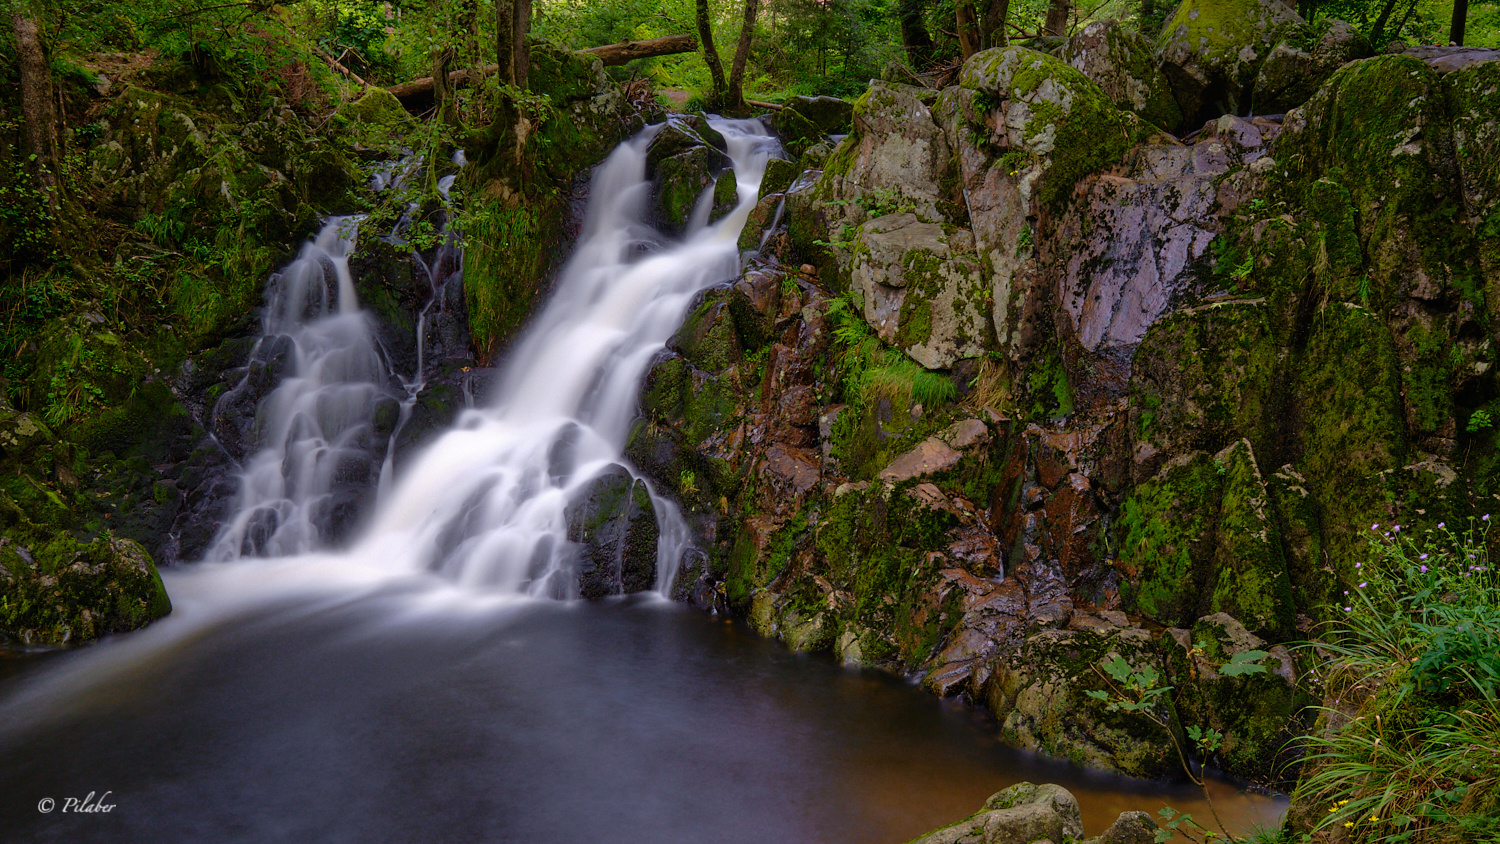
{"left": 727, "top": 0, "right": 760, "bottom": 113}
{"left": 12, "top": 11, "right": 59, "bottom": 217}
{"left": 495, "top": 0, "right": 532, "bottom": 88}
{"left": 1044, "top": 0, "right": 1071, "bottom": 36}
{"left": 696, "top": 0, "right": 729, "bottom": 106}
{"left": 981, "top": 0, "right": 1011, "bottom": 49}
{"left": 898, "top": 0, "right": 936, "bottom": 68}
{"left": 1450, "top": 0, "right": 1469, "bottom": 44}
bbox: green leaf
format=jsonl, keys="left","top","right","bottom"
{"left": 1219, "top": 650, "right": 1270, "bottom": 676}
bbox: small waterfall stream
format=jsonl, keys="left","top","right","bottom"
{"left": 210, "top": 118, "right": 774, "bottom": 598}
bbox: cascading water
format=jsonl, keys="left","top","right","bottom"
{"left": 210, "top": 118, "right": 775, "bottom": 598}
{"left": 207, "top": 218, "right": 399, "bottom": 561}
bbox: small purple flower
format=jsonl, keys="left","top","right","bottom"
{"left": 1356, "top": 562, "right": 1363, "bottom": 569}
{"left": 1420, "top": 553, "right": 1429, "bottom": 560}
{"left": 1394, "top": 525, "right": 1402, "bottom": 533}
{"left": 1344, "top": 607, "right": 1352, "bottom": 612}
{"left": 1485, "top": 514, "right": 1491, "bottom": 522}
{"left": 1359, "top": 582, "right": 1368, "bottom": 588}
{"left": 1420, "top": 565, "right": 1429, "bottom": 573}
{"left": 1438, "top": 523, "right": 1445, "bottom": 529}
{"left": 1372, "top": 523, "right": 1380, "bottom": 531}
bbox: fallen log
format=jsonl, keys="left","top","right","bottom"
{"left": 388, "top": 35, "right": 697, "bottom": 100}
{"left": 582, "top": 34, "right": 696, "bottom": 66}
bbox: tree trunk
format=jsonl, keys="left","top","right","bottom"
{"left": 1449, "top": 0, "right": 1468, "bottom": 45}
{"left": 513, "top": 0, "right": 531, "bottom": 89}
{"left": 12, "top": 13, "right": 58, "bottom": 201}
{"left": 1044, "top": 0, "right": 1070, "bottom": 36}
{"left": 495, "top": 0, "right": 516, "bottom": 86}
{"left": 727, "top": 0, "right": 760, "bottom": 113}
{"left": 494, "top": 0, "right": 530, "bottom": 88}
{"left": 981, "top": 0, "right": 1011, "bottom": 49}
{"left": 584, "top": 35, "right": 698, "bottom": 66}
{"left": 433, "top": 46, "right": 457, "bottom": 125}
{"left": 696, "top": 0, "right": 728, "bottom": 106}
{"left": 898, "top": 0, "right": 935, "bottom": 69}
{"left": 956, "top": 1, "right": 980, "bottom": 60}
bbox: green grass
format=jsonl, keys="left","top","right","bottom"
{"left": 1292, "top": 519, "right": 1500, "bottom": 843}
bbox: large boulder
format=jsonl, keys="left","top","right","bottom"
{"left": 816, "top": 81, "right": 959, "bottom": 228}
{"left": 771, "top": 95, "right": 853, "bottom": 159}
{"left": 1155, "top": 0, "right": 1304, "bottom": 123}
{"left": 935, "top": 47, "right": 1147, "bottom": 357}
{"left": 979, "top": 616, "right": 1183, "bottom": 778}
{"left": 1050, "top": 115, "right": 1278, "bottom": 407}
{"left": 1252, "top": 18, "right": 1372, "bottom": 114}
{"left": 646, "top": 115, "right": 733, "bottom": 235}
{"left": 849, "top": 212, "right": 992, "bottom": 369}
{"left": 1117, "top": 440, "right": 1294, "bottom": 638}
{"left": 1064, "top": 18, "right": 1183, "bottom": 131}
{"left": 1163, "top": 613, "right": 1303, "bottom": 784}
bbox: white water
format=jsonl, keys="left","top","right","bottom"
{"left": 208, "top": 218, "right": 395, "bottom": 560}
{"left": 211, "top": 118, "right": 775, "bottom": 598}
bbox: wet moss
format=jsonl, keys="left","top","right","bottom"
{"left": 1118, "top": 452, "right": 1223, "bottom": 626}
{"left": 462, "top": 196, "right": 565, "bottom": 363}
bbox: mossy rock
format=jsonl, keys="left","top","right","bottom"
{"left": 1163, "top": 613, "right": 1305, "bottom": 785}
{"left": 652, "top": 146, "right": 731, "bottom": 234}
{"left": 1292, "top": 303, "right": 1405, "bottom": 577}
{"left": 0, "top": 531, "right": 172, "bottom": 646}
{"left": 335, "top": 87, "right": 413, "bottom": 131}
{"left": 981, "top": 625, "right": 1184, "bottom": 778}
{"left": 1252, "top": 18, "right": 1372, "bottom": 114}
{"left": 462, "top": 194, "right": 566, "bottom": 362}
{"left": 1209, "top": 440, "right": 1294, "bottom": 638}
{"left": 1277, "top": 55, "right": 1482, "bottom": 307}
{"left": 959, "top": 46, "right": 1149, "bottom": 208}
{"left": 1127, "top": 300, "right": 1284, "bottom": 479}
{"left": 1155, "top": 0, "right": 1303, "bottom": 123}
{"left": 757, "top": 157, "right": 800, "bottom": 201}
{"left": 1117, "top": 451, "right": 1224, "bottom": 626}
{"left": 1063, "top": 18, "right": 1184, "bottom": 131}
{"left": 563, "top": 465, "right": 660, "bottom": 598}
{"left": 1445, "top": 60, "right": 1500, "bottom": 305}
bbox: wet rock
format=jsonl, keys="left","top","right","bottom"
{"left": 1155, "top": 0, "right": 1303, "bottom": 124}
{"left": 564, "top": 465, "right": 660, "bottom": 598}
{"left": 1064, "top": 19, "right": 1183, "bottom": 131}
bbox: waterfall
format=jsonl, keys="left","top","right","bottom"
{"left": 207, "top": 218, "right": 399, "bottom": 561}
{"left": 208, "top": 118, "right": 775, "bottom": 599}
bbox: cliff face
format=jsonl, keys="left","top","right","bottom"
{"left": 631, "top": 34, "right": 1500, "bottom": 783}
